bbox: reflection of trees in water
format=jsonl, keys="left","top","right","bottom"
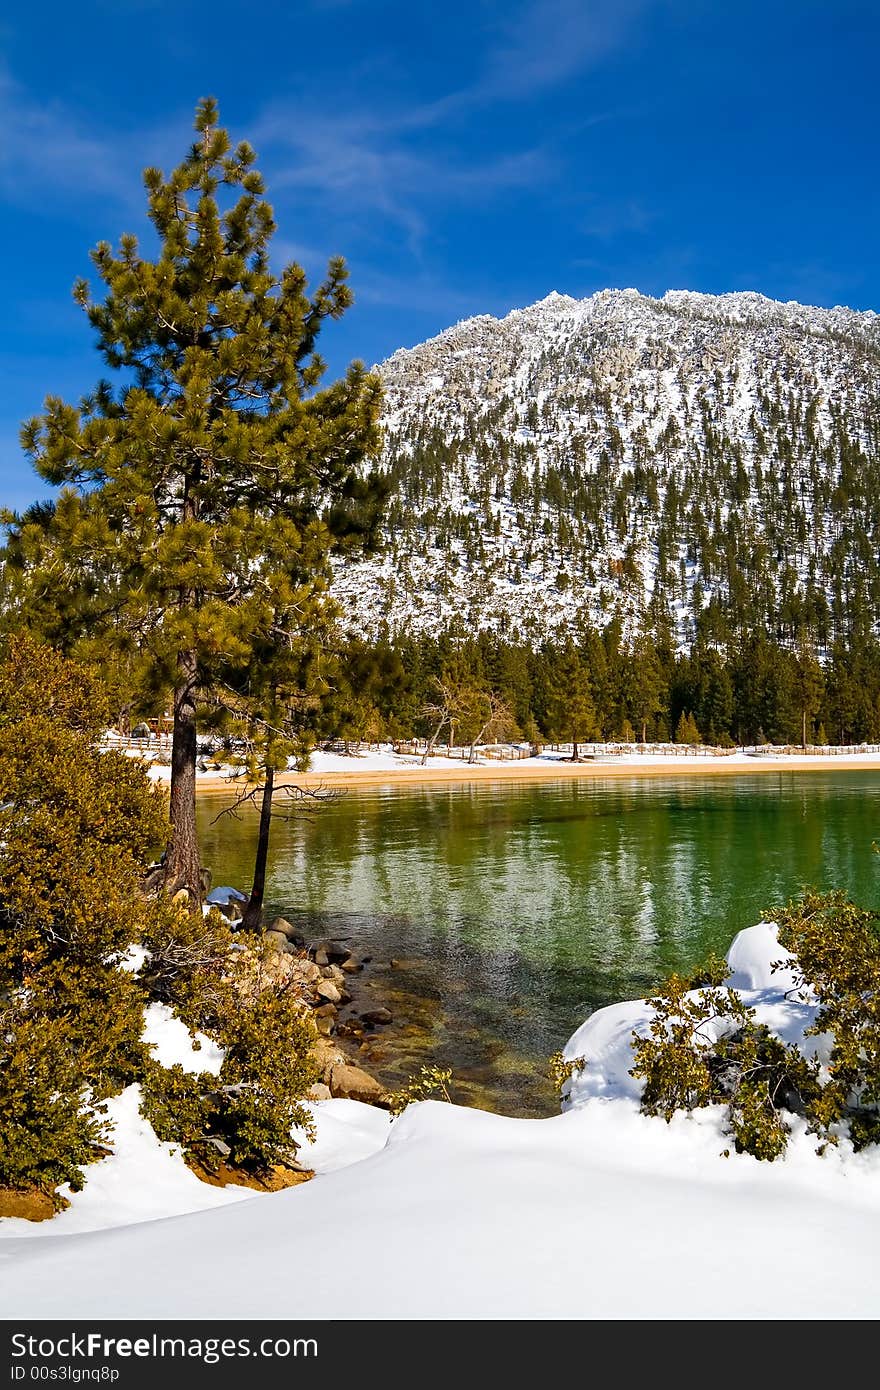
{"left": 196, "top": 775, "right": 879, "bottom": 1107}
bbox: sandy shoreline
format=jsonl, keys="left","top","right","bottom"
{"left": 176, "top": 754, "right": 880, "bottom": 796}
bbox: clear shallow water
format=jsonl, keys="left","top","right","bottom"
{"left": 197, "top": 772, "right": 880, "bottom": 1115}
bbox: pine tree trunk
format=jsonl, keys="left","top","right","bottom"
{"left": 163, "top": 646, "right": 202, "bottom": 903}
{"left": 242, "top": 765, "right": 274, "bottom": 933}
{"left": 802, "top": 705, "right": 807, "bottom": 751}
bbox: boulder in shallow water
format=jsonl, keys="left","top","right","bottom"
{"left": 360, "top": 1007, "right": 393, "bottom": 1026}
{"left": 268, "top": 916, "right": 304, "bottom": 943}
{"left": 311, "top": 939, "right": 351, "bottom": 965}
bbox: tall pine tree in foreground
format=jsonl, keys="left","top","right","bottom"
{"left": 13, "top": 99, "right": 385, "bottom": 901}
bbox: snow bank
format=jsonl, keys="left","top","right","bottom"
{"left": 2, "top": 923, "right": 879, "bottom": 1318}
{"left": 142, "top": 1002, "right": 224, "bottom": 1075}
{"left": 0, "top": 1088, "right": 252, "bottom": 1239}
{"left": 3, "top": 1093, "right": 879, "bottom": 1317}
{"left": 564, "top": 921, "right": 825, "bottom": 1110}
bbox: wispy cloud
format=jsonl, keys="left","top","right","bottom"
{"left": 350, "top": 266, "right": 513, "bottom": 320}
{"left": 0, "top": 66, "right": 131, "bottom": 206}
{"left": 397, "top": 0, "right": 650, "bottom": 129}
{"left": 0, "top": 65, "right": 188, "bottom": 218}
{"left": 252, "top": 0, "right": 649, "bottom": 262}
{"left": 256, "top": 107, "right": 558, "bottom": 256}
{"left": 477, "top": 0, "right": 649, "bottom": 102}
{"left": 580, "top": 197, "right": 655, "bottom": 240}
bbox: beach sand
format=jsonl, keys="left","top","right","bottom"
{"left": 142, "top": 750, "right": 880, "bottom": 796}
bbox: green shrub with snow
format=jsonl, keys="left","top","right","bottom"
{"left": 0, "top": 636, "right": 158, "bottom": 1194}
{"left": 630, "top": 893, "right": 880, "bottom": 1160}
{"left": 0, "top": 1008, "right": 109, "bottom": 1203}
{"left": 386, "top": 1064, "right": 454, "bottom": 1117}
{"left": 771, "top": 890, "right": 880, "bottom": 1152}
{"left": 0, "top": 637, "right": 320, "bottom": 1198}
{"left": 141, "top": 987, "right": 319, "bottom": 1172}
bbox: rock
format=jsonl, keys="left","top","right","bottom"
{"left": 171, "top": 888, "right": 189, "bottom": 906}
{"left": 142, "top": 865, "right": 164, "bottom": 894}
{"left": 360, "top": 1007, "right": 393, "bottom": 1025}
{"left": 314, "top": 1002, "right": 337, "bottom": 1018}
{"left": 340, "top": 954, "right": 363, "bottom": 973}
{"left": 337, "top": 987, "right": 352, "bottom": 1005}
{"left": 316, "top": 980, "right": 342, "bottom": 1004}
{"left": 311, "top": 939, "right": 351, "bottom": 965}
{"left": 199, "top": 867, "right": 213, "bottom": 894}
{"left": 264, "top": 930, "right": 289, "bottom": 953}
{"left": 204, "top": 1136, "right": 232, "bottom": 1159}
{"left": 312, "top": 1037, "right": 346, "bottom": 1084}
{"left": 306, "top": 1083, "right": 332, "bottom": 1102}
{"left": 225, "top": 899, "right": 244, "bottom": 923}
{"left": 329, "top": 1062, "right": 386, "bottom": 1105}
{"left": 316, "top": 1015, "right": 334, "bottom": 1036}
{"left": 268, "top": 916, "right": 303, "bottom": 942}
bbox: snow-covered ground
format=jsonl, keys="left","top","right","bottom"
{"left": 2, "top": 923, "right": 879, "bottom": 1319}
{"left": 138, "top": 742, "right": 880, "bottom": 787}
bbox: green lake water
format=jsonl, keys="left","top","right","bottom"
{"left": 197, "top": 771, "right": 880, "bottom": 1116}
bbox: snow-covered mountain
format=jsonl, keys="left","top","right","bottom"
{"left": 332, "top": 288, "right": 880, "bottom": 648}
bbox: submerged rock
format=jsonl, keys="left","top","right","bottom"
{"left": 361, "top": 1007, "right": 393, "bottom": 1026}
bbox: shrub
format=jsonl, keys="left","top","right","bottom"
{"left": 770, "top": 889, "right": 880, "bottom": 1150}
{"left": 629, "top": 895, "right": 880, "bottom": 1160}
{"left": 142, "top": 986, "right": 319, "bottom": 1172}
{"left": 0, "top": 636, "right": 322, "bottom": 1198}
{"left": 548, "top": 1051, "right": 586, "bottom": 1096}
{"left": 629, "top": 954, "right": 821, "bottom": 1159}
{"left": 138, "top": 900, "right": 235, "bottom": 1030}
{"left": 387, "top": 1065, "right": 454, "bottom": 1118}
{"left": 0, "top": 1004, "right": 109, "bottom": 1199}
{"left": 0, "top": 637, "right": 160, "bottom": 1194}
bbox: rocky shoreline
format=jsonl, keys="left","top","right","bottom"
{"left": 212, "top": 891, "right": 394, "bottom": 1109}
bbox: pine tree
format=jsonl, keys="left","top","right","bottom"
{"left": 11, "top": 99, "right": 385, "bottom": 903}
{"left": 542, "top": 641, "right": 597, "bottom": 759}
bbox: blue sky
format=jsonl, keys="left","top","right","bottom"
{"left": 2, "top": 0, "right": 878, "bottom": 510}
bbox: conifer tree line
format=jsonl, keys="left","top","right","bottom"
{"left": 323, "top": 623, "right": 880, "bottom": 749}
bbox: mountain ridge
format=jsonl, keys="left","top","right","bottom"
{"left": 332, "top": 287, "right": 880, "bottom": 649}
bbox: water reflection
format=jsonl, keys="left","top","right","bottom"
{"left": 197, "top": 772, "right": 879, "bottom": 1114}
